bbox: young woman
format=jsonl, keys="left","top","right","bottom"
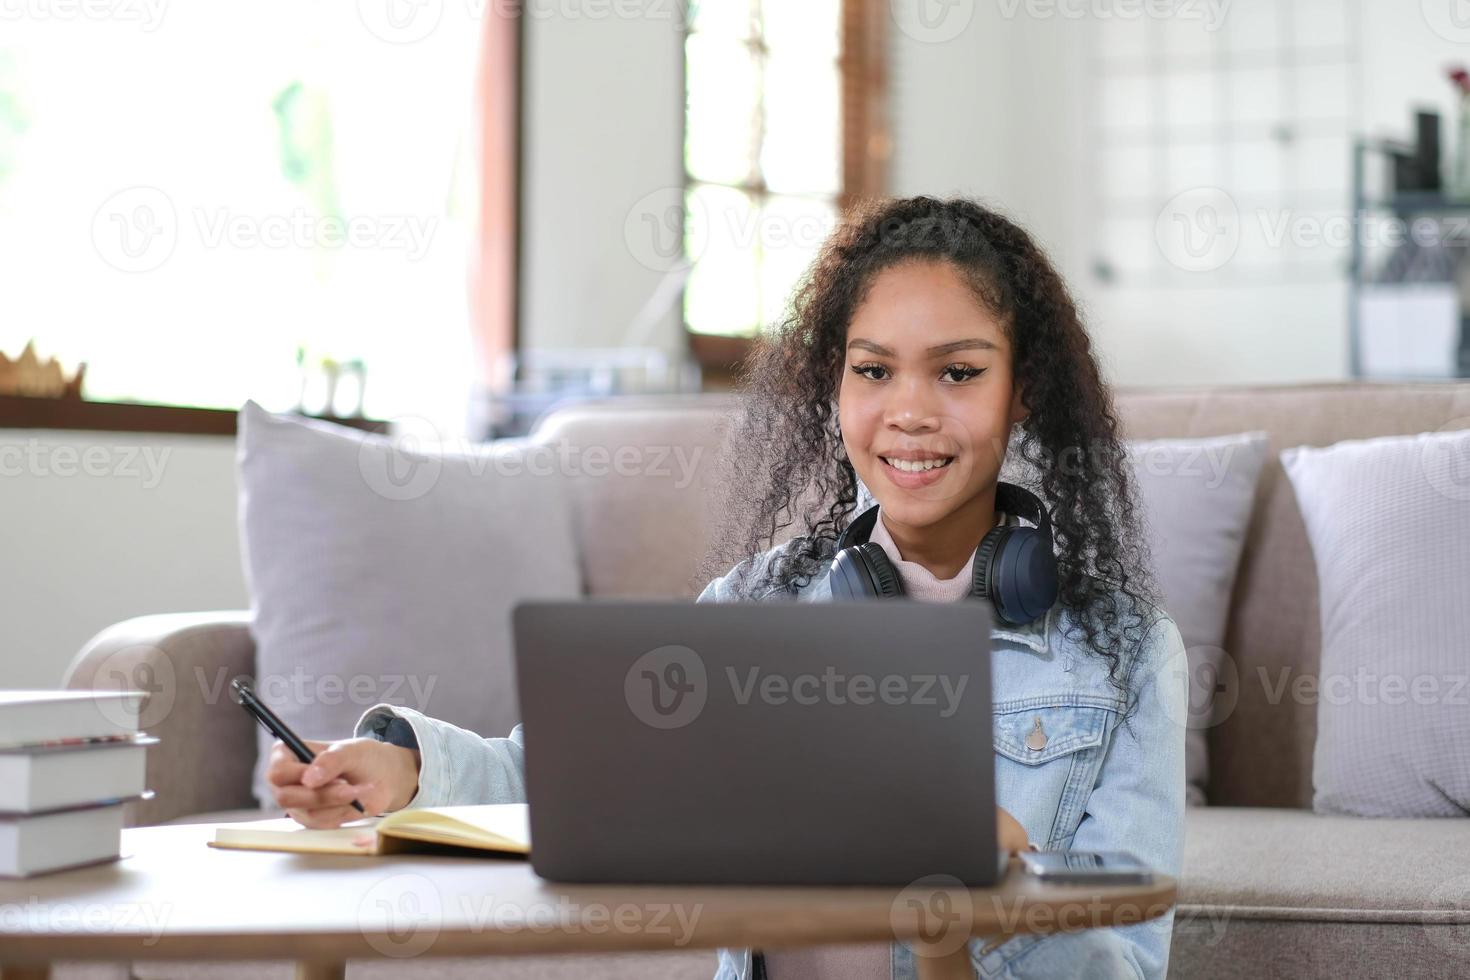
{"left": 267, "top": 196, "right": 1188, "bottom": 980}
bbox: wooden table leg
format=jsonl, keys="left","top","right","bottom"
{"left": 0, "top": 966, "right": 52, "bottom": 980}
{"left": 294, "top": 962, "right": 345, "bottom": 980}
{"left": 913, "top": 944, "right": 977, "bottom": 980}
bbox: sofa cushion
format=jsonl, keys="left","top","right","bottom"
{"left": 527, "top": 398, "right": 741, "bottom": 599}
{"left": 1174, "top": 806, "right": 1470, "bottom": 978}
{"left": 1114, "top": 383, "right": 1470, "bottom": 808}
{"left": 1180, "top": 806, "right": 1470, "bottom": 921}
{"left": 237, "top": 402, "right": 582, "bottom": 808}
{"left": 1170, "top": 916, "right": 1470, "bottom": 979}
{"left": 1128, "top": 432, "right": 1269, "bottom": 806}
{"left": 1282, "top": 427, "right": 1470, "bottom": 817}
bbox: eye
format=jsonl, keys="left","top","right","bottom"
{"left": 850, "top": 363, "right": 888, "bottom": 381}
{"left": 943, "top": 364, "right": 984, "bottom": 383}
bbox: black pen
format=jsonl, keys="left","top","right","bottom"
{"left": 230, "top": 678, "right": 365, "bottom": 813}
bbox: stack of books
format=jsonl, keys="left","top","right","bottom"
{"left": 0, "top": 690, "right": 157, "bottom": 877}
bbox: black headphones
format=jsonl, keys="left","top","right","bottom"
{"left": 827, "top": 482, "right": 1059, "bottom": 626}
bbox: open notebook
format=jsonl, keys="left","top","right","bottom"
{"left": 208, "top": 804, "right": 530, "bottom": 858}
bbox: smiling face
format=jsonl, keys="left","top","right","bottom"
{"left": 837, "top": 259, "right": 1027, "bottom": 562}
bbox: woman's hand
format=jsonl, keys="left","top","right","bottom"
{"left": 266, "top": 736, "right": 421, "bottom": 828}
{"left": 997, "top": 805, "right": 1033, "bottom": 855}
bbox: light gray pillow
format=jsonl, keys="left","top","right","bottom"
{"left": 237, "top": 402, "right": 581, "bottom": 807}
{"left": 1127, "top": 432, "right": 1270, "bottom": 806}
{"left": 1282, "top": 427, "right": 1470, "bottom": 817}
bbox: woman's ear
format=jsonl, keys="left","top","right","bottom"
{"left": 1008, "top": 384, "right": 1029, "bottom": 427}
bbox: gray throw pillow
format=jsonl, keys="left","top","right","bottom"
{"left": 237, "top": 402, "right": 581, "bottom": 807}
{"left": 1282, "top": 427, "right": 1470, "bottom": 817}
{"left": 1128, "top": 432, "right": 1270, "bottom": 806}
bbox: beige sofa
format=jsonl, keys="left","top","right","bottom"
{"left": 61, "top": 382, "right": 1470, "bottom": 979}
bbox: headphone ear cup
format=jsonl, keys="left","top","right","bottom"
{"left": 854, "top": 542, "right": 903, "bottom": 598}
{"left": 971, "top": 526, "right": 1009, "bottom": 605}
{"left": 985, "top": 527, "right": 1060, "bottom": 626}
{"left": 828, "top": 541, "right": 905, "bottom": 599}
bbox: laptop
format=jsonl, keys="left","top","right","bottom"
{"left": 511, "top": 597, "right": 1000, "bottom": 886}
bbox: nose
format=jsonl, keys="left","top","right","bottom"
{"left": 885, "top": 376, "right": 941, "bottom": 432}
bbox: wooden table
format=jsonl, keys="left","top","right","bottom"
{"left": 0, "top": 821, "right": 1175, "bottom": 980}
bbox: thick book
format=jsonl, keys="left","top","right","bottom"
{"left": 208, "top": 804, "right": 531, "bottom": 858}
{"left": 0, "top": 799, "right": 133, "bottom": 878}
{"left": 0, "top": 690, "right": 147, "bottom": 748}
{"left": 0, "top": 735, "right": 157, "bottom": 814}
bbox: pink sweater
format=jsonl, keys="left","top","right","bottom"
{"left": 764, "top": 508, "right": 1004, "bottom": 980}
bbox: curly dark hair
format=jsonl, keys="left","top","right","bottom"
{"left": 696, "top": 195, "right": 1162, "bottom": 711}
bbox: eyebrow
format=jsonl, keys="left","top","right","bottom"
{"left": 846, "top": 337, "right": 999, "bottom": 357}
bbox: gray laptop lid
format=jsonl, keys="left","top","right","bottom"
{"left": 512, "top": 598, "right": 998, "bottom": 886}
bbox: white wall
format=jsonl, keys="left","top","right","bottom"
{"left": 885, "top": 0, "right": 1461, "bottom": 388}
{"left": 518, "top": 6, "right": 687, "bottom": 360}
{"left": 0, "top": 431, "right": 247, "bottom": 688}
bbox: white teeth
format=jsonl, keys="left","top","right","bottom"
{"left": 883, "top": 456, "right": 953, "bottom": 473}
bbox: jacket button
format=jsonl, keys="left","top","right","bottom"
{"left": 1025, "top": 716, "right": 1048, "bottom": 751}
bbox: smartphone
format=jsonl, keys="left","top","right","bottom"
{"left": 1018, "top": 849, "right": 1154, "bottom": 885}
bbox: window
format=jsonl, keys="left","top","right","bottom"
{"left": 1090, "top": 0, "right": 1361, "bottom": 284}
{"left": 0, "top": 5, "right": 489, "bottom": 425}
{"left": 682, "top": 0, "right": 885, "bottom": 339}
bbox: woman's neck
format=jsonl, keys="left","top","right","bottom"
{"left": 878, "top": 489, "right": 1000, "bottom": 580}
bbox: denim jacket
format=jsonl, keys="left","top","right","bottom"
{"left": 354, "top": 534, "right": 1188, "bottom": 980}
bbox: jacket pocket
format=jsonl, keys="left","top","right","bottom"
{"left": 992, "top": 701, "right": 1112, "bottom": 765}
{"left": 992, "top": 699, "right": 1119, "bottom": 849}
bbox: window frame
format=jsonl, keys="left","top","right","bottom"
{"left": 682, "top": 0, "right": 888, "bottom": 380}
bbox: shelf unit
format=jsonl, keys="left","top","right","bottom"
{"left": 1348, "top": 138, "right": 1470, "bottom": 380}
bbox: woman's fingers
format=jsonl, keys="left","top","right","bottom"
{"left": 274, "top": 779, "right": 373, "bottom": 811}
{"left": 286, "top": 804, "right": 366, "bottom": 830}
{"left": 265, "top": 738, "right": 329, "bottom": 787}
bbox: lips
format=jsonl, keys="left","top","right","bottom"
{"left": 878, "top": 453, "right": 955, "bottom": 488}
